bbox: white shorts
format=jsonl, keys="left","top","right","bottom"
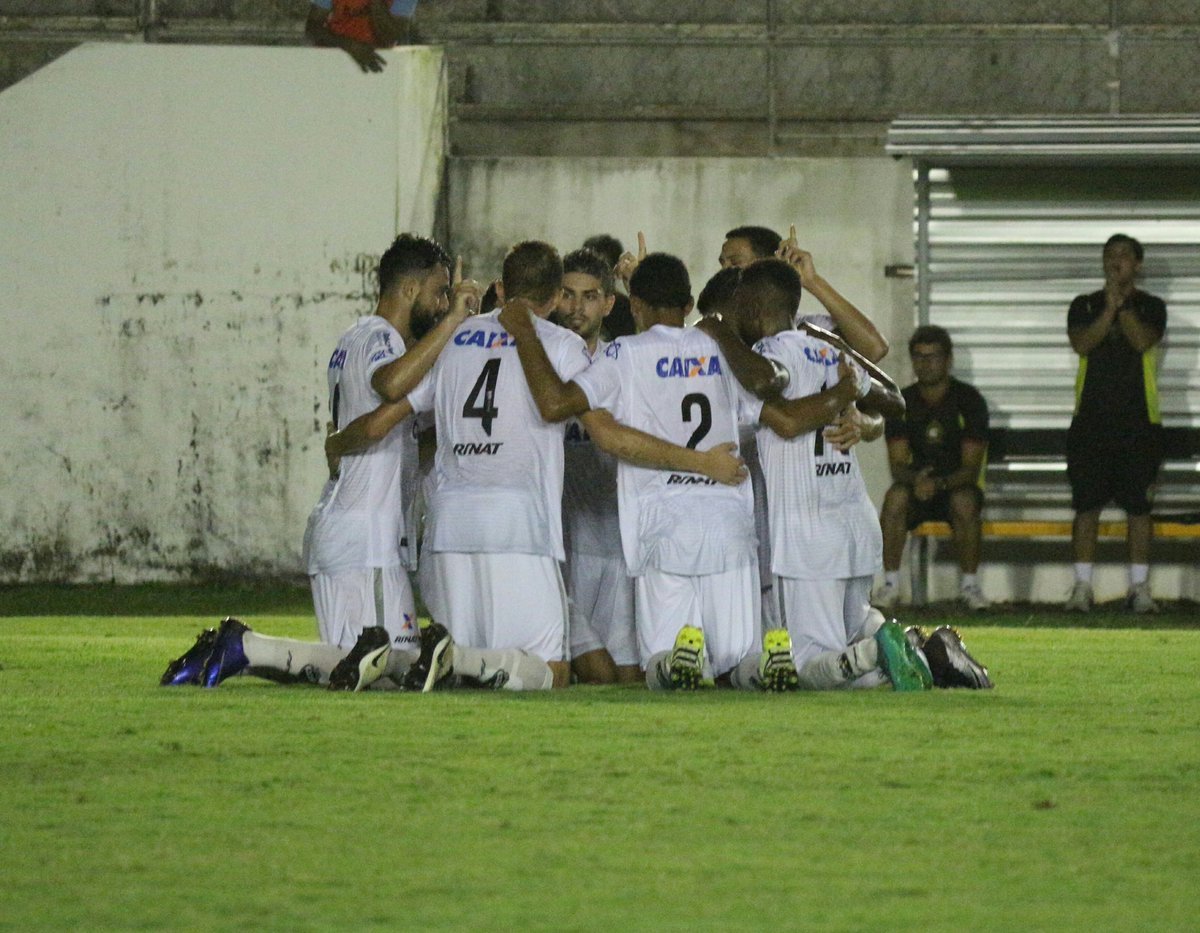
{"left": 309, "top": 565, "right": 419, "bottom": 651}
{"left": 423, "top": 551, "right": 568, "bottom": 663}
{"left": 565, "top": 551, "right": 637, "bottom": 666}
{"left": 776, "top": 575, "right": 874, "bottom": 666}
{"left": 635, "top": 564, "right": 759, "bottom": 677}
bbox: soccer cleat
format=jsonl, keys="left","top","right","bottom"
{"left": 872, "top": 581, "right": 901, "bottom": 611}
{"left": 1064, "top": 580, "right": 1093, "bottom": 613}
{"left": 758, "top": 628, "right": 799, "bottom": 692}
{"left": 959, "top": 582, "right": 990, "bottom": 611}
{"left": 401, "top": 621, "right": 454, "bottom": 693}
{"left": 903, "top": 625, "right": 928, "bottom": 655}
{"left": 1126, "top": 582, "right": 1158, "bottom": 615}
{"left": 199, "top": 617, "right": 250, "bottom": 688}
{"left": 160, "top": 627, "right": 217, "bottom": 686}
{"left": 874, "top": 620, "right": 933, "bottom": 692}
{"left": 922, "top": 625, "right": 993, "bottom": 689}
{"left": 328, "top": 626, "right": 392, "bottom": 692}
{"left": 668, "top": 625, "right": 706, "bottom": 690}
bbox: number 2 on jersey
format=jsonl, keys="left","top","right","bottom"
{"left": 681, "top": 392, "right": 712, "bottom": 449}
{"left": 463, "top": 358, "right": 501, "bottom": 436}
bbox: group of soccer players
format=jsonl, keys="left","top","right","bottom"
{"left": 161, "top": 225, "right": 993, "bottom": 695}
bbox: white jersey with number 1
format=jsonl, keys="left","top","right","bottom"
{"left": 407, "top": 309, "right": 590, "bottom": 560}
{"left": 753, "top": 329, "right": 881, "bottom": 580}
{"left": 304, "top": 315, "right": 414, "bottom": 575}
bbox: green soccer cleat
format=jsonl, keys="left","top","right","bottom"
{"left": 758, "top": 628, "right": 799, "bottom": 692}
{"left": 328, "top": 626, "right": 392, "bottom": 692}
{"left": 874, "top": 620, "right": 933, "bottom": 692}
{"left": 667, "top": 625, "right": 705, "bottom": 690}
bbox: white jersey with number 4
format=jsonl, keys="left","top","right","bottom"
{"left": 407, "top": 309, "right": 590, "bottom": 560}
{"left": 572, "top": 324, "right": 762, "bottom": 577}
{"left": 754, "top": 330, "right": 881, "bottom": 580}
{"left": 304, "top": 315, "right": 414, "bottom": 575}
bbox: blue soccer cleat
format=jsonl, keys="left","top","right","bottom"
{"left": 160, "top": 627, "right": 217, "bottom": 686}
{"left": 200, "top": 617, "right": 250, "bottom": 688}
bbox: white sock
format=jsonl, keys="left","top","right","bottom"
{"left": 242, "top": 632, "right": 346, "bottom": 685}
{"left": 1073, "top": 563, "right": 1093, "bottom": 584}
{"left": 884, "top": 571, "right": 900, "bottom": 588}
{"left": 1129, "top": 564, "right": 1149, "bottom": 587}
{"left": 856, "top": 607, "right": 886, "bottom": 642}
{"left": 454, "top": 646, "right": 553, "bottom": 691}
{"left": 961, "top": 573, "right": 978, "bottom": 590}
{"left": 383, "top": 650, "right": 416, "bottom": 684}
{"left": 796, "top": 640, "right": 879, "bottom": 691}
{"left": 729, "top": 651, "right": 763, "bottom": 691}
{"left": 645, "top": 651, "right": 672, "bottom": 690}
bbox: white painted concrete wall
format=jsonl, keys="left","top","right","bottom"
{"left": 0, "top": 43, "right": 446, "bottom": 581}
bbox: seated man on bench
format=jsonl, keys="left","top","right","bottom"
{"left": 875, "top": 325, "right": 990, "bottom": 611}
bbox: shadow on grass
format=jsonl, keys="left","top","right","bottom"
{"left": 0, "top": 582, "right": 312, "bottom": 617}
{"left": 898, "top": 600, "right": 1200, "bottom": 630}
{"left": 2, "top": 583, "right": 1196, "bottom": 630}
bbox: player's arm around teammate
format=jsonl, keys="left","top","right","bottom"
{"left": 497, "top": 300, "right": 746, "bottom": 484}
{"left": 372, "top": 256, "right": 482, "bottom": 402}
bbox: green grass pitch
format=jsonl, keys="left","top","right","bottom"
{"left": 1, "top": 586, "right": 1198, "bottom": 931}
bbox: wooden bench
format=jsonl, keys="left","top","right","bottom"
{"left": 910, "top": 519, "right": 1200, "bottom": 604}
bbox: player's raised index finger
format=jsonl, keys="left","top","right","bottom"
{"left": 788, "top": 224, "right": 797, "bottom": 244}
{"left": 453, "top": 255, "right": 462, "bottom": 285}
{"left": 637, "top": 231, "right": 647, "bottom": 260}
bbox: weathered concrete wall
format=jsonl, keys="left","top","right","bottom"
{"left": 447, "top": 154, "right": 916, "bottom": 507}
{"left": 0, "top": 42, "right": 446, "bottom": 582}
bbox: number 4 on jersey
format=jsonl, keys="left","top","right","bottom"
{"left": 463, "top": 358, "right": 501, "bottom": 436}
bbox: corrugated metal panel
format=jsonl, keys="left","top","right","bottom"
{"left": 918, "top": 163, "right": 1200, "bottom": 434}
{"left": 889, "top": 116, "right": 1200, "bottom": 163}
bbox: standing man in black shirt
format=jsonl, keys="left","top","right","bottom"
{"left": 1065, "top": 234, "right": 1167, "bottom": 614}
{"left": 876, "top": 325, "right": 990, "bottom": 611}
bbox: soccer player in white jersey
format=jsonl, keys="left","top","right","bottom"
{"left": 407, "top": 242, "right": 745, "bottom": 689}
{"left": 701, "top": 258, "right": 933, "bottom": 691}
{"left": 300, "top": 234, "right": 474, "bottom": 653}
{"left": 555, "top": 248, "right": 641, "bottom": 684}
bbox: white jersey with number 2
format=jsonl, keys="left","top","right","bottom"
{"left": 572, "top": 324, "right": 762, "bottom": 577}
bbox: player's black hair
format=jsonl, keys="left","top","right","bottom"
{"left": 480, "top": 281, "right": 500, "bottom": 315}
{"left": 378, "top": 234, "right": 450, "bottom": 295}
{"left": 629, "top": 253, "right": 692, "bottom": 310}
{"left": 736, "top": 259, "right": 802, "bottom": 318}
{"left": 724, "top": 225, "right": 783, "bottom": 259}
{"left": 602, "top": 294, "right": 636, "bottom": 341}
{"left": 563, "top": 248, "right": 615, "bottom": 295}
{"left": 582, "top": 234, "right": 624, "bottom": 269}
{"left": 908, "top": 324, "right": 953, "bottom": 357}
{"left": 696, "top": 267, "right": 743, "bottom": 317}
{"left": 502, "top": 240, "right": 564, "bottom": 304}
{"left": 1104, "top": 233, "right": 1144, "bottom": 262}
